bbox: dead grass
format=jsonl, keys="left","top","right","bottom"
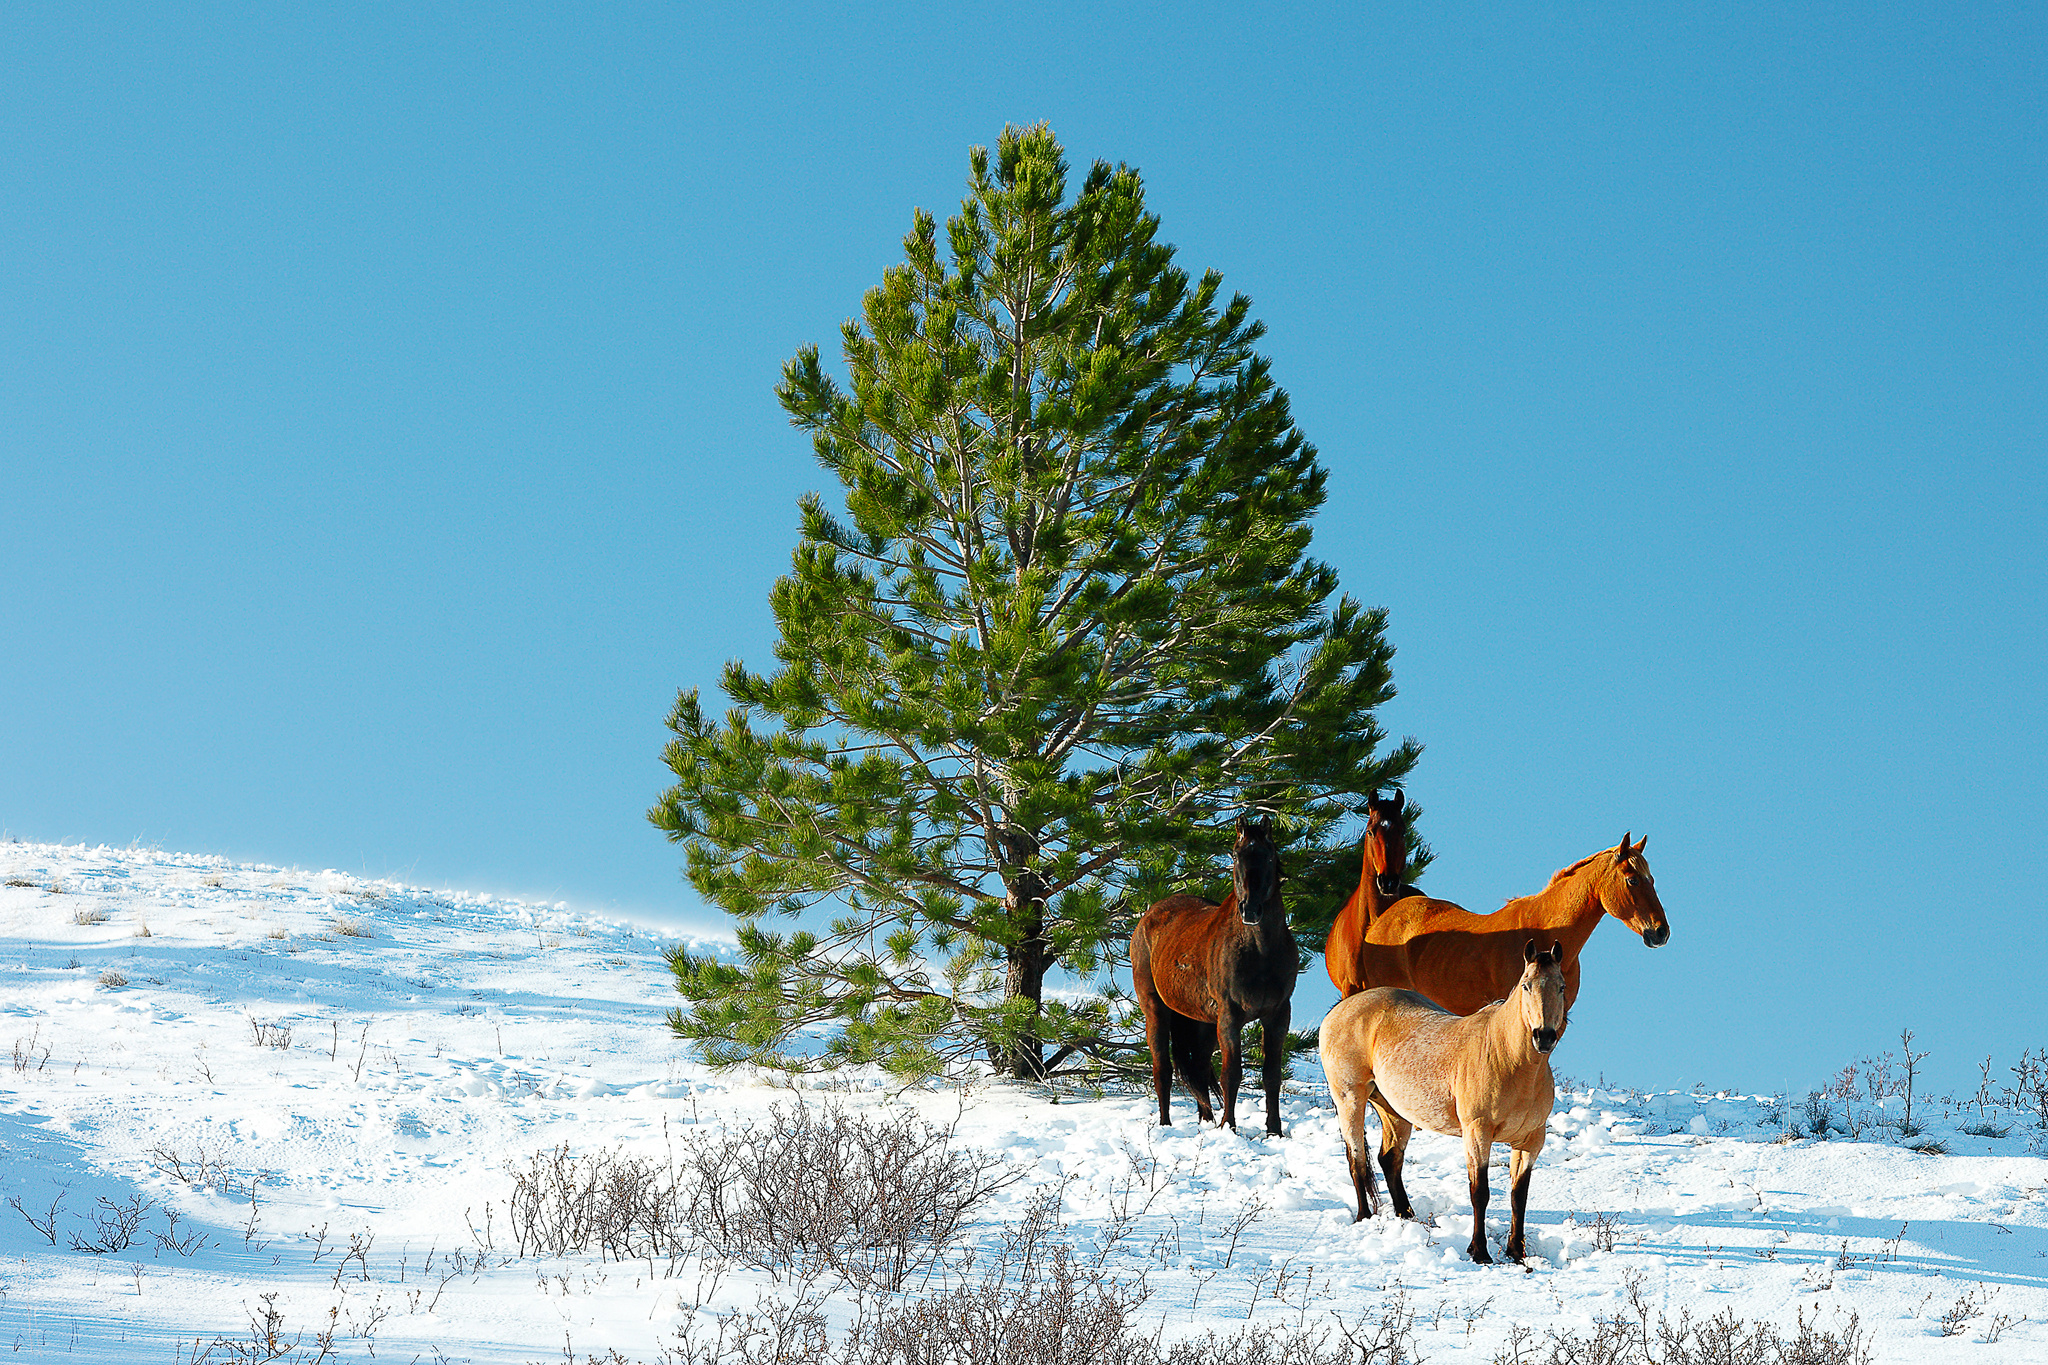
{"left": 72, "top": 906, "right": 107, "bottom": 926}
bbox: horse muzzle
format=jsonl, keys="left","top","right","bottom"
{"left": 1532, "top": 1028, "right": 1559, "bottom": 1054}
{"left": 1374, "top": 873, "right": 1403, "bottom": 898}
{"left": 1641, "top": 924, "right": 1670, "bottom": 948}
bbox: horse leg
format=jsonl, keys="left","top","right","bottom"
{"left": 1170, "top": 1014, "right": 1217, "bottom": 1125}
{"left": 1260, "top": 1001, "right": 1290, "bottom": 1137}
{"left": 1331, "top": 1068, "right": 1378, "bottom": 1221}
{"left": 1132, "top": 941, "right": 1175, "bottom": 1127}
{"left": 1463, "top": 1127, "right": 1494, "bottom": 1264}
{"left": 1216, "top": 1009, "right": 1247, "bottom": 1131}
{"left": 1503, "top": 1146, "right": 1539, "bottom": 1264}
{"left": 1369, "top": 1089, "right": 1417, "bottom": 1220}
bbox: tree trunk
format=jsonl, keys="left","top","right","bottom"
{"left": 996, "top": 874, "right": 1049, "bottom": 1080}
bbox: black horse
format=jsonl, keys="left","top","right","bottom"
{"left": 1129, "top": 817, "right": 1298, "bottom": 1134}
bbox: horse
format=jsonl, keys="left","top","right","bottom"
{"left": 1319, "top": 938, "right": 1568, "bottom": 1264}
{"left": 1355, "top": 834, "right": 1668, "bottom": 1016}
{"left": 1323, "top": 791, "right": 1419, "bottom": 998}
{"left": 1130, "top": 816, "right": 1297, "bottom": 1135}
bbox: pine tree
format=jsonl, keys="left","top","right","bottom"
{"left": 651, "top": 125, "right": 1420, "bottom": 1082}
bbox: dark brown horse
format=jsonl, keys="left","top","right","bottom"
{"left": 1130, "top": 816, "right": 1298, "bottom": 1135}
{"left": 1323, "top": 791, "right": 1417, "bottom": 998}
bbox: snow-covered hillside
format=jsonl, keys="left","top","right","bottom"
{"left": 1, "top": 840, "right": 2044, "bottom": 1362}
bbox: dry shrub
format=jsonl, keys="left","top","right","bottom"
{"left": 73, "top": 906, "right": 107, "bottom": 925}
{"left": 329, "top": 915, "right": 373, "bottom": 938}
{"left": 659, "top": 1190, "right": 1421, "bottom": 1365}
{"left": 840, "top": 1191, "right": 1155, "bottom": 1365}
{"left": 248, "top": 1017, "right": 293, "bottom": 1050}
{"left": 509, "top": 1141, "right": 689, "bottom": 1269}
{"left": 1491, "top": 1289, "right": 1871, "bottom": 1365}
{"left": 680, "top": 1103, "right": 1020, "bottom": 1291}
{"left": 511, "top": 1103, "right": 1019, "bottom": 1292}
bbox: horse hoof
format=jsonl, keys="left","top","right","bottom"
{"left": 1469, "top": 1245, "right": 1493, "bottom": 1265}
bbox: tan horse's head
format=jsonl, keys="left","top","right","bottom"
{"left": 1363, "top": 790, "right": 1411, "bottom": 898}
{"left": 1597, "top": 834, "right": 1670, "bottom": 947}
{"left": 1519, "top": 939, "right": 1569, "bottom": 1054}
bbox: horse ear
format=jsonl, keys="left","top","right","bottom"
{"left": 1389, "top": 789, "right": 1405, "bottom": 813}
{"left": 1551, "top": 940, "right": 1564, "bottom": 963}
{"left": 1633, "top": 834, "right": 1647, "bottom": 855}
{"left": 1236, "top": 814, "right": 1249, "bottom": 834}
{"left": 1523, "top": 938, "right": 1538, "bottom": 963}
{"left": 1617, "top": 833, "right": 1632, "bottom": 862}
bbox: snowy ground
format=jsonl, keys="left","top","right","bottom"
{"left": 2, "top": 840, "right": 2045, "bottom": 1362}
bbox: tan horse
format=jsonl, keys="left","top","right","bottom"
{"left": 1322, "top": 792, "right": 1417, "bottom": 998}
{"left": 1319, "top": 939, "right": 1568, "bottom": 1264}
{"left": 1357, "top": 835, "right": 1668, "bottom": 1015}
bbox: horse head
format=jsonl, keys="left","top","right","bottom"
{"left": 1232, "top": 815, "right": 1282, "bottom": 925}
{"left": 1599, "top": 833, "right": 1670, "bottom": 947}
{"left": 1364, "top": 791, "right": 1410, "bottom": 898}
{"left": 1519, "top": 938, "right": 1569, "bottom": 1054}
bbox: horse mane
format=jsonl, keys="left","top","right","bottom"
{"left": 1544, "top": 845, "right": 1620, "bottom": 887}
{"left": 1496, "top": 845, "right": 1619, "bottom": 907}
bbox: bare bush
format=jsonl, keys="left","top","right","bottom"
{"left": 509, "top": 1142, "right": 688, "bottom": 1268}
{"left": 98, "top": 969, "right": 128, "bottom": 989}
{"left": 330, "top": 915, "right": 374, "bottom": 939}
{"left": 13, "top": 1025, "right": 52, "bottom": 1073}
{"left": 1800, "top": 1092, "right": 1833, "bottom": 1138}
{"left": 2005, "top": 1048, "right": 2048, "bottom": 1129}
{"left": 7, "top": 1188, "right": 65, "bottom": 1244}
{"left": 513, "top": 1103, "right": 1019, "bottom": 1293}
{"left": 831, "top": 1189, "right": 1149, "bottom": 1365}
{"left": 248, "top": 1017, "right": 293, "bottom": 1050}
{"left": 660, "top": 1216, "right": 1409, "bottom": 1365}
{"left": 68, "top": 1192, "right": 157, "bottom": 1253}
{"left": 182, "top": 1291, "right": 341, "bottom": 1365}
{"left": 1575, "top": 1210, "right": 1622, "bottom": 1253}
{"left": 676, "top": 1103, "right": 1020, "bottom": 1292}
{"left": 1157, "top": 1325, "right": 1355, "bottom": 1365}
{"left": 72, "top": 905, "right": 107, "bottom": 925}
{"left": 1489, "top": 1296, "right": 1871, "bottom": 1365}
{"left": 663, "top": 1285, "right": 837, "bottom": 1365}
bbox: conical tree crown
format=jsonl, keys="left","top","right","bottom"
{"left": 652, "top": 125, "right": 1420, "bottom": 1081}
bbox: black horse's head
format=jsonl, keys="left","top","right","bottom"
{"left": 1231, "top": 816, "right": 1282, "bottom": 924}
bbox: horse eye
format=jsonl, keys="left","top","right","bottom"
{"left": 1625, "top": 876, "right": 1639, "bottom": 888}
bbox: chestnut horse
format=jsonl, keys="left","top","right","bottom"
{"left": 1320, "top": 939, "right": 1569, "bottom": 1264}
{"left": 1131, "top": 817, "right": 1297, "bottom": 1135}
{"left": 1356, "top": 834, "right": 1668, "bottom": 1016}
{"left": 1324, "top": 791, "right": 1419, "bottom": 998}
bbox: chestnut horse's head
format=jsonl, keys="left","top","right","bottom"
{"left": 1598, "top": 834, "right": 1670, "bottom": 947}
{"left": 1231, "top": 816, "right": 1282, "bottom": 925}
{"left": 1519, "top": 939, "right": 1569, "bottom": 1054}
{"left": 1364, "top": 790, "right": 1411, "bottom": 898}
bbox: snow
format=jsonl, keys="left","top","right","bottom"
{"left": 2, "top": 839, "right": 2045, "bottom": 1361}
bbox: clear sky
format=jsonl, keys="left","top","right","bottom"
{"left": 4, "top": 3, "right": 2041, "bottom": 1097}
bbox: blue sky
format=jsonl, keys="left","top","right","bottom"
{"left": 3, "top": 3, "right": 2041, "bottom": 1096}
